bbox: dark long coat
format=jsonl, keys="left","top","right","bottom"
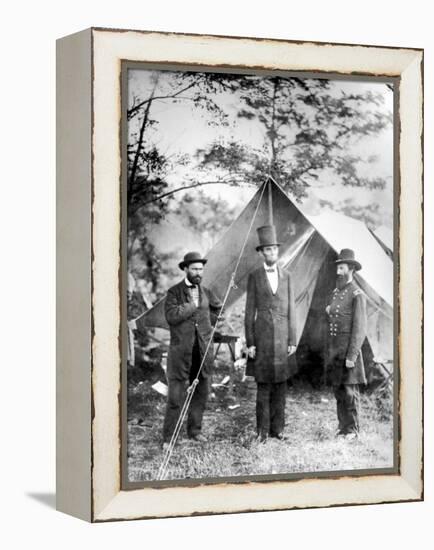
{"left": 244, "top": 266, "right": 297, "bottom": 383}
{"left": 326, "top": 280, "right": 367, "bottom": 386}
{"left": 165, "top": 280, "right": 222, "bottom": 381}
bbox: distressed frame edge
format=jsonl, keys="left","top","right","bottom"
{"left": 91, "top": 25, "right": 424, "bottom": 55}
{"left": 94, "top": 478, "right": 421, "bottom": 523}
{"left": 56, "top": 28, "right": 93, "bottom": 522}
{"left": 396, "top": 51, "right": 424, "bottom": 500}
{"left": 89, "top": 29, "right": 423, "bottom": 522}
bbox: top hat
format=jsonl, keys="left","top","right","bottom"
{"left": 178, "top": 251, "right": 208, "bottom": 270}
{"left": 335, "top": 248, "right": 362, "bottom": 271}
{"left": 255, "top": 225, "right": 281, "bottom": 251}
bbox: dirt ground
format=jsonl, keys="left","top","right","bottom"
{"left": 127, "top": 369, "right": 394, "bottom": 482}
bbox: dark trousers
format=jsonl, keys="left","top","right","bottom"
{"left": 334, "top": 384, "right": 360, "bottom": 434}
{"left": 162, "top": 336, "right": 209, "bottom": 442}
{"left": 256, "top": 381, "right": 287, "bottom": 439}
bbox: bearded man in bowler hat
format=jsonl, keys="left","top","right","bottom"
{"left": 325, "top": 248, "right": 367, "bottom": 440}
{"left": 244, "top": 225, "right": 297, "bottom": 442}
{"left": 162, "top": 251, "right": 223, "bottom": 448}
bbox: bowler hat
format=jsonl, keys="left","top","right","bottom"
{"left": 335, "top": 248, "right": 362, "bottom": 271}
{"left": 178, "top": 251, "right": 208, "bottom": 270}
{"left": 255, "top": 225, "right": 281, "bottom": 251}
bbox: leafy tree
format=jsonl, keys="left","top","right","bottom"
{"left": 127, "top": 71, "right": 392, "bottom": 307}
{"left": 127, "top": 70, "right": 241, "bottom": 304}
{"left": 172, "top": 190, "right": 238, "bottom": 249}
{"left": 195, "top": 76, "right": 392, "bottom": 201}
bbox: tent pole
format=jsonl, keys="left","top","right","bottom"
{"left": 268, "top": 178, "right": 273, "bottom": 225}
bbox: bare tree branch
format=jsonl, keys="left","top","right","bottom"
{"left": 128, "top": 79, "right": 159, "bottom": 187}
{"left": 127, "top": 82, "right": 196, "bottom": 118}
{"left": 140, "top": 179, "right": 250, "bottom": 206}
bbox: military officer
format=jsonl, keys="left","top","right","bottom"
{"left": 326, "top": 248, "right": 367, "bottom": 440}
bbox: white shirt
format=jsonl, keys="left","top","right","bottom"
{"left": 264, "top": 263, "right": 278, "bottom": 294}
{"left": 185, "top": 277, "right": 199, "bottom": 306}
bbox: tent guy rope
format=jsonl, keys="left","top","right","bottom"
{"left": 156, "top": 180, "right": 268, "bottom": 480}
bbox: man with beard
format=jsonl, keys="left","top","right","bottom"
{"left": 245, "top": 225, "right": 297, "bottom": 442}
{"left": 325, "top": 249, "right": 367, "bottom": 440}
{"left": 162, "top": 251, "right": 223, "bottom": 448}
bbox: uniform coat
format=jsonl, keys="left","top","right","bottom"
{"left": 165, "top": 279, "right": 222, "bottom": 381}
{"left": 245, "top": 265, "right": 297, "bottom": 383}
{"left": 326, "top": 280, "right": 367, "bottom": 386}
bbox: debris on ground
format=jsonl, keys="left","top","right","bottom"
{"left": 151, "top": 381, "right": 168, "bottom": 396}
{"left": 212, "top": 375, "right": 230, "bottom": 388}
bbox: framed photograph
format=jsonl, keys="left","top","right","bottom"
{"left": 56, "top": 28, "right": 423, "bottom": 522}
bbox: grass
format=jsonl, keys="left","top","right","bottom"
{"left": 127, "top": 376, "right": 394, "bottom": 483}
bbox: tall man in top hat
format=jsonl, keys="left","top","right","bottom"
{"left": 162, "top": 251, "right": 223, "bottom": 447}
{"left": 245, "top": 225, "right": 297, "bottom": 441}
{"left": 325, "top": 248, "right": 367, "bottom": 440}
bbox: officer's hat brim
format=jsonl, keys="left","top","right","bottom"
{"left": 335, "top": 259, "right": 362, "bottom": 271}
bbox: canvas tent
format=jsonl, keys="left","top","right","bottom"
{"left": 137, "top": 178, "right": 393, "bottom": 381}
{"left": 370, "top": 225, "right": 394, "bottom": 260}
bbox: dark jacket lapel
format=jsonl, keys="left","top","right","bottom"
{"left": 276, "top": 265, "right": 285, "bottom": 295}
{"left": 259, "top": 266, "right": 273, "bottom": 297}
{"left": 182, "top": 280, "right": 191, "bottom": 301}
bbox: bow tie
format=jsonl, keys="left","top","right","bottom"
{"left": 265, "top": 268, "right": 276, "bottom": 273}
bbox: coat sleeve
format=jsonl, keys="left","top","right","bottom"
{"left": 205, "top": 288, "right": 224, "bottom": 326}
{"left": 346, "top": 290, "right": 367, "bottom": 363}
{"left": 244, "top": 272, "right": 256, "bottom": 348}
{"left": 164, "top": 287, "right": 196, "bottom": 326}
{"left": 287, "top": 273, "right": 297, "bottom": 346}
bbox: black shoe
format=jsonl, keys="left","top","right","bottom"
{"left": 270, "top": 433, "right": 288, "bottom": 441}
{"left": 189, "top": 433, "right": 207, "bottom": 443}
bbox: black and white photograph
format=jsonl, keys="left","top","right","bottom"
{"left": 2, "top": 0, "right": 428, "bottom": 536}
{"left": 124, "top": 65, "right": 395, "bottom": 484}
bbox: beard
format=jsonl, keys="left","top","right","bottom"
{"left": 264, "top": 259, "right": 277, "bottom": 267}
{"left": 336, "top": 274, "right": 350, "bottom": 289}
{"left": 187, "top": 274, "right": 202, "bottom": 286}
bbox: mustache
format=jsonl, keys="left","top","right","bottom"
{"left": 336, "top": 274, "right": 349, "bottom": 287}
